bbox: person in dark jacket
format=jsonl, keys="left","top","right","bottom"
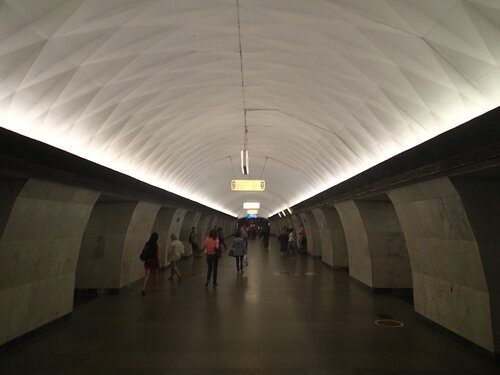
{"left": 189, "top": 227, "right": 201, "bottom": 258}
{"left": 278, "top": 227, "right": 289, "bottom": 255}
{"left": 262, "top": 224, "right": 270, "bottom": 251}
{"left": 141, "top": 232, "right": 160, "bottom": 295}
{"left": 232, "top": 230, "right": 246, "bottom": 273}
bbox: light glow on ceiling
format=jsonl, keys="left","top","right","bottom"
{"left": 243, "top": 202, "right": 260, "bottom": 209}
{"left": 0, "top": 0, "right": 499, "bottom": 219}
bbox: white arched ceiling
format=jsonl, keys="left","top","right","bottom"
{"left": 0, "top": 0, "right": 499, "bottom": 218}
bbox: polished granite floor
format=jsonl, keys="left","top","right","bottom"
{"left": 1, "top": 239, "right": 499, "bottom": 374}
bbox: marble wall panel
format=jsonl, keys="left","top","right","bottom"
{"left": 303, "top": 211, "right": 321, "bottom": 256}
{"left": 197, "top": 214, "right": 211, "bottom": 244}
{"left": 322, "top": 207, "right": 349, "bottom": 268}
{"left": 0, "top": 179, "right": 98, "bottom": 345}
{"left": 164, "top": 208, "right": 188, "bottom": 255}
{"left": 451, "top": 176, "right": 500, "bottom": 353}
{"left": 75, "top": 201, "right": 137, "bottom": 289}
{"left": 389, "top": 177, "right": 494, "bottom": 352}
{"left": 179, "top": 211, "right": 196, "bottom": 257}
{"left": 311, "top": 208, "right": 333, "bottom": 265}
{"left": 151, "top": 207, "right": 176, "bottom": 266}
{"left": 120, "top": 201, "right": 161, "bottom": 287}
{"left": 335, "top": 201, "right": 372, "bottom": 286}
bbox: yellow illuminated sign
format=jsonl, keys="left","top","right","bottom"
{"left": 247, "top": 209, "right": 258, "bottom": 214}
{"left": 231, "top": 180, "right": 265, "bottom": 191}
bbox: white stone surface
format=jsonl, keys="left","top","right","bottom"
{"left": 312, "top": 208, "right": 334, "bottom": 265}
{"left": 165, "top": 209, "right": 188, "bottom": 257}
{"left": 359, "top": 199, "right": 412, "bottom": 289}
{"left": 335, "top": 199, "right": 411, "bottom": 288}
{"left": 389, "top": 177, "right": 494, "bottom": 352}
{"left": 335, "top": 201, "right": 373, "bottom": 287}
{"left": 120, "top": 201, "right": 161, "bottom": 287}
{"left": 303, "top": 211, "right": 321, "bottom": 257}
{"left": 325, "top": 207, "right": 349, "bottom": 268}
{"left": 76, "top": 201, "right": 137, "bottom": 289}
{"left": 197, "top": 214, "right": 212, "bottom": 242}
{"left": 1, "top": 0, "right": 499, "bottom": 217}
{"left": 313, "top": 207, "right": 349, "bottom": 268}
{"left": 179, "top": 211, "right": 196, "bottom": 257}
{"left": 0, "top": 179, "right": 98, "bottom": 345}
{"left": 151, "top": 207, "right": 177, "bottom": 265}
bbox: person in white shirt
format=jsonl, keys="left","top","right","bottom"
{"left": 167, "top": 233, "right": 185, "bottom": 281}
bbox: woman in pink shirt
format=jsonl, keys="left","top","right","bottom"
{"left": 204, "top": 229, "right": 220, "bottom": 287}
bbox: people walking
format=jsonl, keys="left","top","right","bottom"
{"left": 232, "top": 230, "right": 246, "bottom": 273}
{"left": 189, "top": 227, "right": 201, "bottom": 258}
{"left": 217, "top": 226, "right": 227, "bottom": 250}
{"left": 141, "top": 232, "right": 160, "bottom": 295}
{"left": 278, "top": 227, "right": 289, "bottom": 255}
{"left": 262, "top": 223, "right": 270, "bottom": 251}
{"left": 299, "top": 223, "right": 307, "bottom": 253}
{"left": 167, "top": 234, "right": 184, "bottom": 281}
{"left": 288, "top": 228, "right": 298, "bottom": 260}
{"left": 204, "top": 229, "right": 220, "bottom": 287}
{"left": 240, "top": 225, "right": 248, "bottom": 250}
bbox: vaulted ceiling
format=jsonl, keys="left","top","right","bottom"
{"left": 1, "top": 0, "right": 499, "bottom": 217}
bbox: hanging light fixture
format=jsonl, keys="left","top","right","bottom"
{"left": 241, "top": 148, "right": 248, "bottom": 175}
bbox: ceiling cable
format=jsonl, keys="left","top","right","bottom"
{"left": 236, "top": 0, "right": 249, "bottom": 174}
{"left": 260, "top": 156, "right": 268, "bottom": 179}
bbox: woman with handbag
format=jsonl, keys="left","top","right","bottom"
{"left": 203, "top": 229, "right": 220, "bottom": 287}
{"left": 141, "top": 232, "right": 160, "bottom": 295}
{"left": 232, "top": 230, "right": 246, "bottom": 273}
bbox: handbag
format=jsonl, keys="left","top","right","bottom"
{"left": 139, "top": 247, "right": 148, "bottom": 261}
{"left": 228, "top": 249, "right": 235, "bottom": 257}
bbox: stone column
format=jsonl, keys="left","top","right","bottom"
{"left": 165, "top": 208, "right": 188, "bottom": 257}
{"left": 119, "top": 201, "right": 161, "bottom": 287}
{"left": 76, "top": 199, "right": 161, "bottom": 289}
{"left": 301, "top": 211, "right": 321, "bottom": 256}
{"left": 151, "top": 207, "right": 177, "bottom": 266}
{"left": 197, "top": 214, "right": 211, "bottom": 243}
{"left": 311, "top": 208, "right": 332, "bottom": 265}
{"left": 335, "top": 198, "right": 411, "bottom": 289}
{"left": 0, "top": 179, "right": 99, "bottom": 345}
{"left": 389, "top": 177, "right": 496, "bottom": 353}
{"left": 76, "top": 198, "right": 137, "bottom": 290}
{"left": 316, "top": 207, "right": 348, "bottom": 268}
{"left": 335, "top": 201, "right": 372, "bottom": 286}
{"left": 270, "top": 218, "right": 280, "bottom": 236}
{"left": 452, "top": 174, "right": 500, "bottom": 354}
{"left": 179, "top": 211, "right": 196, "bottom": 256}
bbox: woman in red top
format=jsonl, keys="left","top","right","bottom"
{"left": 204, "top": 229, "right": 220, "bottom": 287}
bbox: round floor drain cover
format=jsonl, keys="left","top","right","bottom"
{"left": 375, "top": 319, "right": 404, "bottom": 327}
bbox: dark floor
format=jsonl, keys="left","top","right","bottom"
{"left": 1, "top": 239, "right": 499, "bottom": 374}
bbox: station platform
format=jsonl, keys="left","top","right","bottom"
{"left": 1, "top": 239, "right": 498, "bottom": 374}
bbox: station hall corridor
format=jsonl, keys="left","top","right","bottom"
{"left": 1, "top": 238, "right": 498, "bottom": 375}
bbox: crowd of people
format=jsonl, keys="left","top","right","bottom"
{"left": 140, "top": 222, "right": 306, "bottom": 293}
